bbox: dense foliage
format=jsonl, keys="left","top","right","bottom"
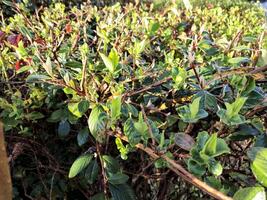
{"left": 0, "top": 0, "right": 266, "bottom": 199}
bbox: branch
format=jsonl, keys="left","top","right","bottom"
{"left": 109, "top": 132, "right": 233, "bottom": 200}
{"left": 122, "top": 77, "right": 172, "bottom": 99}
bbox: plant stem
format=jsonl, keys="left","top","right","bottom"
{"left": 109, "top": 132, "right": 233, "bottom": 200}
{"left": 96, "top": 142, "right": 108, "bottom": 199}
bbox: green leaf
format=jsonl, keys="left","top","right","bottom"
{"left": 68, "top": 102, "right": 82, "bottom": 118}
{"left": 102, "top": 155, "right": 120, "bottom": 174}
{"left": 217, "top": 97, "right": 247, "bottom": 126}
{"left": 108, "top": 173, "right": 129, "bottom": 185}
{"left": 109, "top": 48, "right": 119, "bottom": 71}
{"left": 208, "top": 159, "right": 223, "bottom": 176}
{"left": 178, "top": 97, "right": 208, "bottom": 123}
{"left": 88, "top": 106, "right": 107, "bottom": 143}
{"left": 200, "top": 133, "right": 230, "bottom": 158}
{"left": 100, "top": 53, "right": 114, "bottom": 73}
{"left": 115, "top": 137, "right": 129, "bottom": 160}
{"left": 134, "top": 113, "right": 148, "bottom": 137}
{"left": 172, "top": 67, "right": 187, "bottom": 89}
{"left": 26, "top": 111, "right": 44, "bottom": 120}
{"left": 195, "top": 91, "right": 217, "bottom": 111}
{"left": 230, "top": 97, "right": 247, "bottom": 117}
{"left": 79, "top": 43, "right": 89, "bottom": 58}
{"left": 100, "top": 48, "right": 119, "bottom": 73}
{"left": 241, "top": 77, "right": 255, "bottom": 97}
{"left": 77, "top": 128, "right": 89, "bottom": 146}
{"left": 228, "top": 57, "right": 250, "bottom": 64}
{"left": 195, "top": 131, "right": 210, "bottom": 150}
{"left": 187, "top": 159, "right": 206, "bottom": 176}
{"left": 69, "top": 154, "right": 93, "bottom": 178}
{"left": 26, "top": 74, "right": 50, "bottom": 82}
{"left": 110, "top": 96, "right": 122, "bottom": 121}
{"left": 109, "top": 183, "right": 136, "bottom": 200}
{"left": 149, "top": 22, "right": 160, "bottom": 36}
{"left": 205, "top": 176, "right": 222, "bottom": 190}
{"left": 190, "top": 97, "right": 201, "bottom": 118}
{"left": 233, "top": 187, "right": 266, "bottom": 200}
{"left": 229, "top": 124, "right": 260, "bottom": 141}
{"left": 48, "top": 109, "right": 66, "bottom": 122}
{"left": 3, "top": 0, "right": 15, "bottom": 7}
{"left": 123, "top": 118, "right": 141, "bottom": 145}
{"left": 247, "top": 147, "right": 267, "bottom": 187}
{"left": 43, "top": 57, "right": 53, "bottom": 77}
{"left": 16, "top": 41, "right": 27, "bottom": 59}
{"left": 214, "top": 138, "right": 230, "bottom": 156}
{"left": 78, "top": 100, "right": 90, "bottom": 114}
{"left": 85, "top": 159, "right": 99, "bottom": 184}
{"left": 201, "top": 133, "right": 217, "bottom": 157}
{"left": 58, "top": 120, "right": 70, "bottom": 137}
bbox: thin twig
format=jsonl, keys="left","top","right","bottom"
{"left": 108, "top": 132, "right": 233, "bottom": 200}
{"left": 122, "top": 77, "right": 172, "bottom": 99}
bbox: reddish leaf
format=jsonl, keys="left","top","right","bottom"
{"left": 35, "top": 37, "right": 46, "bottom": 45}
{"left": 16, "top": 34, "right": 22, "bottom": 45}
{"left": 65, "top": 23, "right": 72, "bottom": 34}
{"left": 175, "top": 132, "right": 195, "bottom": 151}
{"left": 7, "top": 34, "right": 22, "bottom": 47}
{"left": 15, "top": 60, "right": 21, "bottom": 71}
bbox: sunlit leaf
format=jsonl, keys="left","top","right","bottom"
{"left": 69, "top": 154, "right": 93, "bottom": 178}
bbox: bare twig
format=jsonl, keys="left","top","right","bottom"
{"left": 108, "top": 132, "right": 233, "bottom": 200}
{"left": 122, "top": 77, "right": 172, "bottom": 99}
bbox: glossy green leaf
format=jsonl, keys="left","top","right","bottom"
{"left": 187, "top": 159, "right": 206, "bottom": 176}
{"left": 77, "top": 128, "right": 89, "bottom": 146}
{"left": 88, "top": 106, "right": 107, "bottom": 143}
{"left": 178, "top": 97, "right": 208, "bottom": 123}
{"left": 102, "top": 155, "right": 120, "bottom": 174}
{"left": 69, "top": 154, "right": 93, "bottom": 178}
{"left": 85, "top": 159, "right": 99, "bottom": 184}
{"left": 108, "top": 173, "right": 129, "bottom": 185}
{"left": 172, "top": 67, "right": 187, "bottom": 89}
{"left": 100, "top": 53, "right": 114, "bottom": 72}
{"left": 115, "top": 137, "right": 129, "bottom": 160}
{"left": 109, "top": 183, "right": 136, "bottom": 200}
{"left": 109, "top": 48, "right": 119, "bottom": 70}
{"left": 26, "top": 74, "right": 50, "bottom": 82}
{"left": 202, "top": 133, "right": 217, "bottom": 157}
{"left": 228, "top": 57, "right": 250, "bottom": 64}
{"left": 233, "top": 187, "right": 266, "bottom": 200}
{"left": 208, "top": 159, "right": 223, "bottom": 176}
{"left": 247, "top": 147, "right": 267, "bottom": 187}
{"left": 205, "top": 176, "right": 222, "bottom": 190}
{"left": 123, "top": 118, "right": 141, "bottom": 145}
{"left": 189, "top": 97, "right": 201, "bottom": 118}
{"left": 110, "top": 96, "right": 122, "bottom": 121}
{"left": 58, "top": 120, "right": 70, "bottom": 137}
{"left": 68, "top": 102, "right": 82, "bottom": 118}
{"left": 217, "top": 97, "right": 247, "bottom": 126}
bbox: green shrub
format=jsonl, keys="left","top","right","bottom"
{"left": 0, "top": 0, "right": 266, "bottom": 199}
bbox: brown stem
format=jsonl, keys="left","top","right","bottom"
{"left": 109, "top": 132, "right": 233, "bottom": 200}
{"left": 96, "top": 143, "right": 108, "bottom": 199}
{"left": 122, "top": 77, "right": 172, "bottom": 99}
{"left": 0, "top": 122, "right": 12, "bottom": 200}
